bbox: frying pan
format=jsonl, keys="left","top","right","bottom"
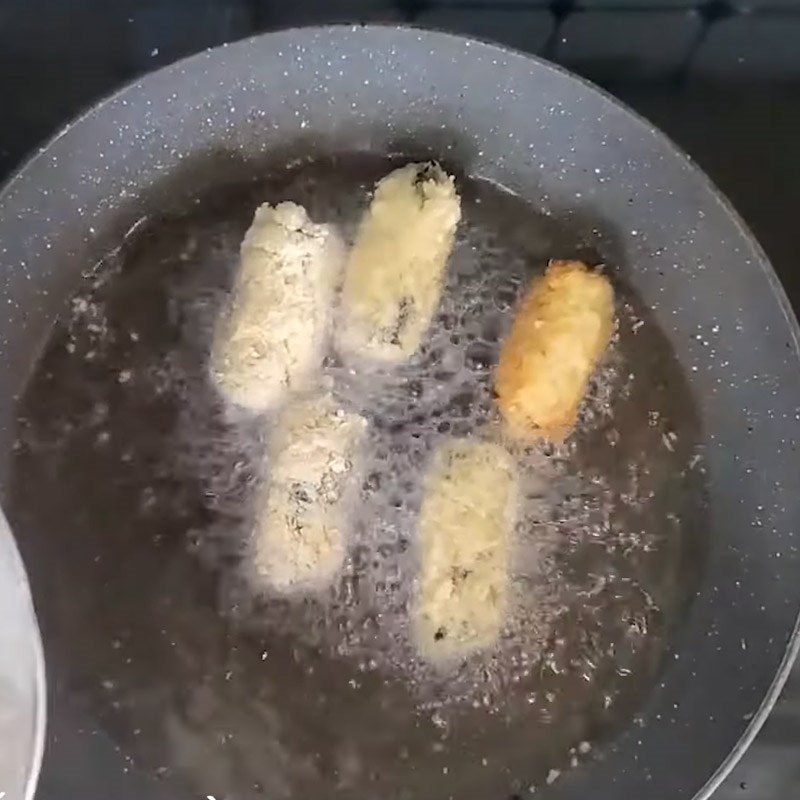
{"left": 1, "top": 24, "right": 799, "bottom": 800}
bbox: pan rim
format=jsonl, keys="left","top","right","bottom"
{"left": 1, "top": 22, "right": 798, "bottom": 800}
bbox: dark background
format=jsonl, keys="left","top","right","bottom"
{"left": 1, "top": 1, "right": 798, "bottom": 797}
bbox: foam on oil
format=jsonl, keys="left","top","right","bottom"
{"left": 7, "top": 153, "right": 708, "bottom": 800}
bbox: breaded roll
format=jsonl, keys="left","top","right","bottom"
{"left": 340, "top": 162, "right": 461, "bottom": 361}
{"left": 495, "top": 260, "right": 614, "bottom": 441}
{"left": 414, "top": 439, "right": 518, "bottom": 661}
{"left": 211, "top": 202, "right": 344, "bottom": 411}
{"left": 253, "top": 392, "right": 366, "bottom": 592}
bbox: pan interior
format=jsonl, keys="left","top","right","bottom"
{"left": 6, "top": 152, "right": 707, "bottom": 800}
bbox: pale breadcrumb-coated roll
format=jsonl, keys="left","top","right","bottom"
{"left": 339, "top": 162, "right": 461, "bottom": 361}
{"left": 253, "top": 392, "right": 367, "bottom": 593}
{"left": 495, "top": 260, "right": 614, "bottom": 441}
{"left": 414, "top": 438, "right": 518, "bottom": 662}
{"left": 211, "top": 201, "right": 344, "bottom": 411}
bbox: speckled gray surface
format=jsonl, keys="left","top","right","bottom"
{"left": 0, "top": 24, "right": 799, "bottom": 800}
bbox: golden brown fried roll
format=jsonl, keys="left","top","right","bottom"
{"left": 495, "top": 260, "right": 614, "bottom": 441}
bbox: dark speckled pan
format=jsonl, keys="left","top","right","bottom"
{"left": 0, "top": 25, "right": 798, "bottom": 800}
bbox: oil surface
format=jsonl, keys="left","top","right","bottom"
{"left": 7, "top": 153, "right": 708, "bottom": 800}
